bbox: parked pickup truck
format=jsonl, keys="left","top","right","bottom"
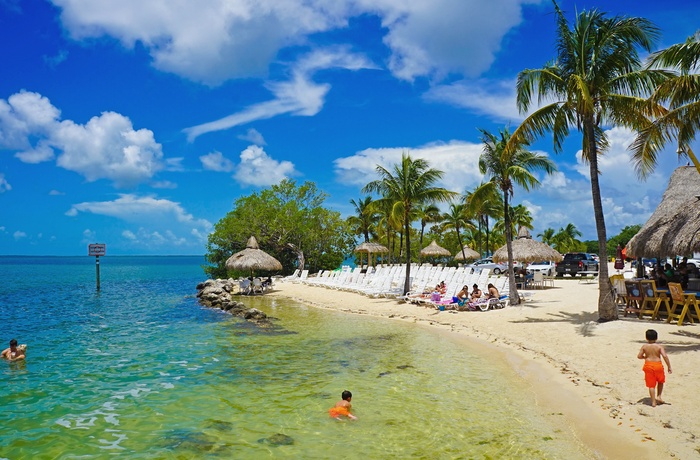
{"left": 555, "top": 252, "right": 599, "bottom": 277}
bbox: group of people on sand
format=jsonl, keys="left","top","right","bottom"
{"left": 454, "top": 283, "right": 499, "bottom": 309}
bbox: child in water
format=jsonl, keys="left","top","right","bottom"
{"left": 329, "top": 390, "right": 357, "bottom": 420}
{"left": 637, "top": 329, "right": 672, "bottom": 407}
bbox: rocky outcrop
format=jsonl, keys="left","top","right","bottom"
{"left": 196, "top": 279, "right": 273, "bottom": 326}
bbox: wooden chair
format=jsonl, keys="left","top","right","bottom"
{"left": 624, "top": 280, "right": 643, "bottom": 317}
{"left": 637, "top": 280, "right": 669, "bottom": 320}
{"left": 610, "top": 274, "right": 627, "bottom": 307}
{"left": 666, "top": 282, "right": 700, "bottom": 326}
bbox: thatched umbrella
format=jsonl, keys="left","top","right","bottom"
{"left": 420, "top": 240, "right": 451, "bottom": 257}
{"left": 627, "top": 166, "right": 700, "bottom": 257}
{"left": 492, "top": 227, "right": 563, "bottom": 263}
{"left": 225, "top": 236, "right": 282, "bottom": 273}
{"left": 354, "top": 242, "right": 389, "bottom": 266}
{"left": 453, "top": 246, "right": 480, "bottom": 261}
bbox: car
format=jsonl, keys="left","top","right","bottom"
{"left": 527, "top": 261, "right": 556, "bottom": 276}
{"left": 468, "top": 257, "right": 508, "bottom": 275}
{"left": 555, "top": 252, "right": 599, "bottom": 277}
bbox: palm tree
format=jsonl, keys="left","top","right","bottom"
{"left": 632, "top": 32, "right": 700, "bottom": 176}
{"left": 465, "top": 185, "right": 501, "bottom": 257}
{"left": 363, "top": 153, "right": 456, "bottom": 294}
{"left": 512, "top": 3, "right": 669, "bottom": 320}
{"left": 441, "top": 202, "right": 476, "bottom": 262}
{"left": 537, "top": 227, "right": 556, "bottom": 246}
{"left": 417, "top": 203, "right": 442, "bottom": 262}
{"left": 474, "top": 127, "right": 556, "bottom": 306}
{"left": 554, "top": 223, "right": 583, "bottom": 253}
{"left": 347, "top": 196, "right": 377, "bottom": 243}
{"left": 494, "top": 204, "right": 534, "bottom": 238}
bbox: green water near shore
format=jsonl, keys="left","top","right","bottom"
{"left": 1, "top": 256, "right": 591, "bottom": 458}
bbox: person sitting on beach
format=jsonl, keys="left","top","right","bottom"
{"left": 637, "top": 329, "right": 672, "bottom": 407}
{"left": 456, "top": 285, "right": 469, "bottom": 302}
{"left": 262, "top": 276, "right": 273, "bottom": 289}
{"left": 1, "top": 339, "right": 25, "bottom": 362}
{"left": 651, "top": 265, "right": 668, "bottom": 288}
{"left": 486, "top": 283, "right": 500, "bottom": 299}
{"left": 329, "top": 390, "right": 357, "bottom": 420}
{"left": 470, "top": 284, "right": 482, "bottom": 302}
{"left": 438, "top": 281, "right": 447, "bottom": 295}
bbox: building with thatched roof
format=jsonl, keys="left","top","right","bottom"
{"left": 492, "top": 227, "right": 563, "bottom": 263}
{"left": 226, "top": 236, "right": 283, "bottom": 273}
{"left": 627, "top": 166, "right": 700, "bottom": 258}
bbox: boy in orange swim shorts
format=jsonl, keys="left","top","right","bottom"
{"left": 329, "top": 390, "right": 357, "bottom": 420}
{"left": 637, "top": 329, "right": 672, "bottom": 407}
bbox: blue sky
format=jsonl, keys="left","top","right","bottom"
{"left": 1, "top": 0, "right": 699, "bottom": 256}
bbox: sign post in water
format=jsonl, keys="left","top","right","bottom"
{"left": 88, "top": 244, "right": 106, "bottom": 291}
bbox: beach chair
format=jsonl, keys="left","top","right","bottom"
{"left": 282, "top": 269, "right": 300, "bottom": 282}
{"left": 638, "top": 280, "right": 669, "bottom": 320}
{"left": 252, "top": 277, "right": 264, "bottom": 294}
{"left": 238, "top": 278, "right": 251, "bottom": 295}
{"left": 666, "top": 282, "right": 700, "bottom": 326}
{"left": 293, "top": 270, "right": 309, "bottom": 283}
{"left": 623, "top": 280, "right": 643, "bottom": 317}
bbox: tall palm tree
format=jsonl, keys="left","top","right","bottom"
{"left": 474, "top": 127, "right": 556, "bottom": 306}
{"left": 347, "top": 196, "right": 377, "bottom": 243}
{"left": 512, "top": 3, "right": 669, "bottom": 320}
{"left": 537, "top": 227, "right": 557, "bottom": 246}
{"left": 441, "top": 202, "right": 476, "bottom": 262}
{"left": 363, "top": 153, "right": 456, "bottom": 294}
{"left": 465, "top": 185, "right": 501, "bottom": 257}
{"left": 494, "top": 204, "right": 534, "bottom": 238}
{"left": 417, "top": 203, "right": 442, "bottom": 263}
{"left": 632, "top": 32, "right": 700, "bottom": 176}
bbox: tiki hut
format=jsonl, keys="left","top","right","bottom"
{"left": 225, "top": 236, "right": 283, "bottom": 273}
{"left": 453, "top": 246, "right": 480, "bottom": 261}
{"left": 627, "top": 166, "right": 700, "bottom": 258}
{"left": 354, "top": 242, "right": 389, "bottom": 267}
{"left": 492, "top": 227, "right": 563, "bottom": 263}
{"left": 420, "top": 240, "right": 451, "bottom": 257}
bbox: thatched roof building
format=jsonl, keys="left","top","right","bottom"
{"left": 225, "top": 236, "right": 283, "bottom": 272}
{"left": 492, "top": 227, "right": 563, "bottom": 263}
{"left": 626, "top": 166, "right": 700, "bottom": 257}
{"left": 420, "top": 240, "right": 451, "bottom": 257}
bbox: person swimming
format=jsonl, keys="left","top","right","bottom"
{"left": 328, "top": 390, "right": 357, "bottom": 420}
{"left": 1, "top": 339, "right": 26, "bottom": 362}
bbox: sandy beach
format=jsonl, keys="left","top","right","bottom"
{"left": 268, "top": 267, "right": 700, "bottom": 459}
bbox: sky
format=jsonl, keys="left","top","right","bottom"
{"left": 1, "top": 0, "right": 699, "bottom": 256}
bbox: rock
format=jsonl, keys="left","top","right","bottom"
{"left": 243, "top": 308, "right": 267, "bottom": 320}
{"left": 257, "top": 433, "right": 294, "bottom": 446}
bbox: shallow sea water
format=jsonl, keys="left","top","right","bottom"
{"left": 0, "top": 256, "right": 591, "bottom": 459}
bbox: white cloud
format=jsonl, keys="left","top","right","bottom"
{"left": 121, "top": 228, "right": 189, "bottom": 247}
{"left": 13, "top": 230, "right": 27, "bottom": 240}
{"left": 184, "top": 47, "right": 375, "bottom": 140}
{"left": 234, "top": 145, "right": 297, "bottom": 186}
{"left": 237, "top": 128, "right": 266, "bottom": 145}
{"left": 49, "top": 189, "right": 64, "bottom": 195}
{"left": 0, "top": 91, "right": 166, "bottom": 187}
{"left": 0, "top": 173, "right": 10, "bottom": 193}
{"left": 425, "top": 79, "right": 523, "bottom": 121}
{"left": 150, "top": 180, "right": 177, "bottom": 189}
{"left": 51, "top": 0, "right": 537, "bottom": 84}
{"left": 200, "top": 151, "right": 235, "bottom": 172}
{"left": 334, "top": 140, "right": 484, "bottom": 193}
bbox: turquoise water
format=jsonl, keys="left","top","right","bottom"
{"left": 0, "top": 256, "right": 590, "bottom": 459}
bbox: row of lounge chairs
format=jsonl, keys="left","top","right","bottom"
{"left": 281, "top": 264, "right": 512, "bottom": 309}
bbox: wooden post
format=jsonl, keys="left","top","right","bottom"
{"left": 96, "top": 255, "right": 101, "bottom": 291}
{"left": 88, "top": 244, "right": 106, "bottom": 291}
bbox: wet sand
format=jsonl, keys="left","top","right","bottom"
{"left": 268, "top": 268, "right": 700, "bottom": 459}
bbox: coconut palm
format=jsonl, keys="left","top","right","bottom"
{"left": 632, "top": 32, "right": 700, "bottom": 176}
{"left": 363, "top": 153, "right": 456, "bottom": 294}
{"left": 474, "top": 127, "right": 556, "bottom": 306}
{"left": 464, "top": 185, "right": 501, "bottom": 257}
{"left": 493, "top": 204, "right": 534, "bottom": 238}
{"left": 512, "top": 3, "right": 669, "bottom": 320}
{"left": 537, "top": 228, "right": 557, "bottom": 246}
{"left": 441, "top": 202, "right": 476, "bottom": 262}
{"left": 554, "top": 223, "right": 583, "bottom": 253}
{"left": 417, "top": 203, "right": 442, "bottom": 262}
{"left": 347, "top": 196, "right": 378, "bottom": 243}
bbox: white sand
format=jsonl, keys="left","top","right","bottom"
{"left": 268, "top": 268, "right": 700, "bottom": 459}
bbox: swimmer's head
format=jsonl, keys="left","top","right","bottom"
{"left": 9, "top": 339, "right": 17, "bottom": 347}
{"left": 646, "top": 329, "right": 658, "bottom": 341}
{"left": 342, "top": 390, "right": 352, "bottom": 401}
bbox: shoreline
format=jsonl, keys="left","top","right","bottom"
{"left": 267, "top": 273, "right": 700, "bottom": 459}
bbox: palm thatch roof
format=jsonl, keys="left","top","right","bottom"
{"left": 627, "top": 166, "right": 700, "bottom": 257}
{"left": 225, "top": 236, "right": 283, "bottom": 272}
{"left": 453, "top": 246, "right": 480, "bottom": 261}
{"left": 354, "top": 242, "right": 389, "bottom": 254}
{"left": 420, "top": 240, "right": 451, "bottom": 257}
{"left": 492, "top": 228, "right": 563, "bottom": 263}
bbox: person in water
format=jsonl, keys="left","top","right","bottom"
{"left": 328, "top": 390, "right": 357, "bottom": 420}
{"left": 1, "top": 339, "right": 26, "bottom": 362}
{"left": 638, "top": 329, "right": 672, "bottom": 407}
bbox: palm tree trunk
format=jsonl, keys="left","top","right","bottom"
{"left": 686, "top": 147, "right": 700, "bottom": 175}
{"left": 404, "top": 219, "right": 412, "bottom": 295}
{"left": 419, "top": 224, "right": 426, "bottom": 264}
{"left": 586, "top": 123, "right": 617, "bottom": 321}
{"left": 485, "top": 216, "right": 490, "bottom": 256}
{"left": 503, "top": 193, "right": 520, "bottom": 305}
